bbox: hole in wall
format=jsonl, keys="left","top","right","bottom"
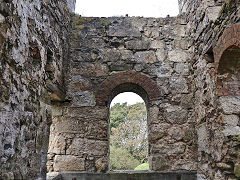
{"left": 109, "top": 92, "right": 149, "bottom": 171}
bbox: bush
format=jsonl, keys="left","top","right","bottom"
{"left": 110, "top": 146, "right": 140, "bottom": 170}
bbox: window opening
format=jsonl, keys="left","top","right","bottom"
{"left": 109, "top": 92, "right": 149, "bottom": 170}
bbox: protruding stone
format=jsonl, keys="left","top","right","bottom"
{"left": 53, "top": 155, "right": 85, "bottom": 171}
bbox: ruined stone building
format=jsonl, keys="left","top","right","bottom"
{"left": 0, "top": 0, "right": 239, "bottom": 179}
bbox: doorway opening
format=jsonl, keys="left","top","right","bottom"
{"left": 109, "top": 92, "right": 148, "bottom": 171}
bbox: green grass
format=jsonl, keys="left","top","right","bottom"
{"left": 134, "top": 163, "right": 149, "bottom": 170}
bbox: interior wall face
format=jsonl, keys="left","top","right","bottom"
{"left": 0, "top": 0, "right": 239, "bottom": 179}
{"left": 47, "top": 16, "right": 198, "bottom": 173}
{"left": 0, "top": 1, "right": 71, "bottom": 179}
{"left": 183, "top": 0, "right": 240, "bottom": 179}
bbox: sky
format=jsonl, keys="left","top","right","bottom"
{"left": 75, "top": 0, "right": 179, "bottom": 17}
{"left": 110, "top": 92, "right": 144, "bottom": 106}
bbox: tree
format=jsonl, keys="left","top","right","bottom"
{"left": 110, "top": 102, "right": 148, "bottom": 170}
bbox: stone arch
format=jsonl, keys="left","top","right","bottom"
{"left": 213, "top": 24, "right": 240, "bottom": 72}
{"left": 95, "top": 71, "right": 161, "bottom": 106}
{"left": 213, "top": 24, "right": 240, "bottom": 96}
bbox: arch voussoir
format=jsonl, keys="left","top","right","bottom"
{"left": 95, "top": 71, "right": 161, "bottom": 106}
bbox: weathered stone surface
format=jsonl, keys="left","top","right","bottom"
{"left": 223, "top": 126, "right": 240, "bottom": 136}
{"left": 222, "top": 115, "right": 239, "bottom": 126}
{"left": 149, "top": 155, "right": 168, "bottom": 171}
{"left": 71, "top": 91, "right": 96, "bottom": 107}
{"left": 149, "top": 105, "right": 159, "bottom": 124}
{"left": 134, "top": 51, "right": 157, "bottom": 63}
{"left": 151, "top": 142, "right": 186, "bottom": 155}
{"left": 170, "top": 76, "right": 188, "bottom": 94}
{"left": 206, "top": 6, "right": 222, "bottom": 21}
{"left": 125, "top": 39, "right": 150, "bottom": 50}
{"left": 168, "top": 49, "right": 189, "bottom": 62}
{"left": 156, "top": 49, "right": 167, "bottom": 61}
{"left": 174, "top": 63, "right": 189, "bottom": 75}
{"left": 72, "top": 63, "right": 109, "bottom": 77}
{"left": 2, "top": 0, "right": 238, "bottom": 178}
{"left": 164, "top": 106, "right": 188, "bottom": 124}
{"left": 197, "top": 123, "right": 209, "bottom": 153}
{"left": 53, "top": 155, "right": 85, "bottom": 171}
{"left": 66, "top": 138, "right": 108, "bottom": 156}
{"left": 66, "top": 107, "right": 108, "bottom": 119}
{"left": 150, "top": 40, "right": 165, "bottom": 49}
{"left": 219, "top": 96, "right": 240, "bottom": 115}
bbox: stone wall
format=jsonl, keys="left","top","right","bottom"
{"left": 47, "top": 16, "right": 198, "bottom": 173}
{"left": 0, "top": 0, "right": 72, "bottom": 179}
{"left": 183, "top": 0, "right": 240, "bottom": 179}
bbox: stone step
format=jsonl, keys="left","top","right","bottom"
{"left": 48, "top": 171, "right": 197, "bottom": 180}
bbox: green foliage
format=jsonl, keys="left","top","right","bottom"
{"left": 110, "top": 146, "right": 140, "bottom": 170}
{"left": 110, "top": 102, "right": 148, "bottom": 170}
{"left": 134, "top": 163, "right": 149, "bottom": 170}
{"left": 110, "top": 102, "right": 128, "bottom": 128}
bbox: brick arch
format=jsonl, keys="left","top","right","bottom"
{"left": 95, "top": 71, "right": 161, "bottom": 106}
{"left": 213, "top": 24, "right": 240, "bottom": 72}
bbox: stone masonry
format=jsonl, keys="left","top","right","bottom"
{"left": 0, "top": 0, "right": 240, "bottom": 180}
{"left": 47, "top": 16, "right": 197, "bottom": 173}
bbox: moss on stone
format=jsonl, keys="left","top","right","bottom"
{"left": 101, "top": 19, "right": 111, "bottom": 27}
{"left": 232, "top": 135, "right": 240, "bottom": 142}
{"left": 75, "top": 25, "right": 85, "bottom": 29}
{"left": 234, "top": 164, "right": 240, "bottom": 178}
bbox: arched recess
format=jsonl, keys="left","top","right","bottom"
{"left": 213, "top": 24, "right": 240, "bottom": 96}
{"left": 96, "top": 71, "right": 161, "bottom": 171}
{"left": 213, "top": 24, "right": 240, "bottom": 72}
{"left": 212, "top": 24, "right": 240, "bottom": 179}
{"left": 96, "top": 71, "right": 161, "bottom": 106}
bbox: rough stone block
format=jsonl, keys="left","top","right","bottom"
{"left": 156, "top": 49, "right": 167, "bottom": 61}
{"left": 206, "top": 6, "right": 222, "bottom": 21}
{"left": 53, "top": 118, "right": 108, "bottom": 139}
{"left": 150, "top": 40, "right": 165, "bottom": 49}
{"left": 168, "top": 49, "right": 189, "bottom": 62}
{"left": 125, "top": 39, "right": 150, "bottom": 50}
{"left": 68, "top": 75, "right": 92, "bottom": 92}
{"left": 53, "top": 155, "right": 85, "bottom": 171}
{"left": 149, "top": 155, "right": 168, "bottom": 171}
{"left": 223, "top": 126, "right": 240, "bottom": 136}
{"left": 134, "top": 51, "right": 157, "bottom": 63}
{"left": 71, "top": 91, "right": 96, "bottom": 107}
{"left": 164, "top": 105, "right": 188, "bottom": 124}
{"left": 149, "top": 105, "right": 159, "bottom": 124}
{"left": 197, "top": 123, "right": 210, "bottom": 153}
{"left": 151, "top": 142, "right": 186, "bottom": 155}
{"left": 170, "top": 76, "right": 188, "bottom": 94}
{"left": 66, "top": 138, "right": 108, "bottom": 156}
{"left": 219, "top": 96, "right": 240, "bottom": 114}
{"left": 71, "top": 63, "right": 109, "bottom": 77}
{"left": 149, "top": 123, "right": 170, "bottom": 142}
{"left": 48, "top": 134, "right": 66, "bottom": 155}
{"left": 174, "top": 63, "right": 189, "bottom": 75}
{"left": 66, "top": 107, "right": 108, "bottom": 119}
{"left": 222, "top": 115, "right": 239, "bottom": 126}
